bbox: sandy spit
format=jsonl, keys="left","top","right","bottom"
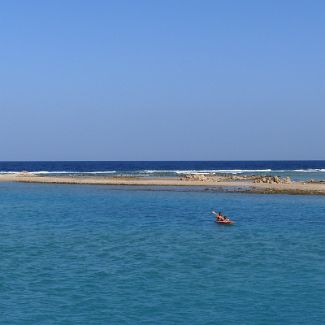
{"left": 1, "top": 174, "right": 325, "bottom": 196}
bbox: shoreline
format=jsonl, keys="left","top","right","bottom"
{"left": 1, "top": 174, "right": 325, "bottom": 196}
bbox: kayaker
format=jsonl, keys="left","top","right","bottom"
{"left": 213, "top": 211, "right": 234, "bottom": 224}
{"left": 213, "top": 211, "right": 225, "bottom": 221}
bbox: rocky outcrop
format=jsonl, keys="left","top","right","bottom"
{"left": 253, "top": 176, "right": 291, "bottom": 184}
{"left": 283, "top": 177, "right": 292, "bottom": 184}
{"left": 182, "top": 174, "right": 209, "bottom": 181}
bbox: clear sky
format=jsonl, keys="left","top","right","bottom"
{"left": 1, "top": 0, "right": 324, "bottom": 160}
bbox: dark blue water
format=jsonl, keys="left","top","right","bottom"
{"left": 1, "top": 182, "right": 324, "bottom": 324}
{"left": 1, "top": 160, "right": 325, "bottom": 172}
{"left": 1, "top": 161, "right": 325, "bottom": 180}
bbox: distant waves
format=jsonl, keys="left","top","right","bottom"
{"left": 0, "top": 161, "right": 325, "bottom": 180}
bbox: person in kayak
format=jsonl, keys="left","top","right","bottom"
{"left": 212, "top": 211, "right": 234, "bottom": 223}
{"left": 217, "top": 212, "right": 225, "bottom": 221}
{"left": 213, "top": 211, "right": 225, "bottom": 221}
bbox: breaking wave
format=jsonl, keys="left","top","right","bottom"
{"left": 293, "top": 169, "right": 325, "bottom": 172}
{"left": 142, "top": 169, "right": 273, "bottom": 175}
{"left": 1, "top": 169, "right": 325, "bottom": 176}
{"left": 0, "top": 171, "right": 117, "bottom": 175}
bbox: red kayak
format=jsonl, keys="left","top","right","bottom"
{"left": 216, "top": 220, "right": 234, "bottom": 225}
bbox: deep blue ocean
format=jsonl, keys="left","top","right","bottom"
{"left": 1, "top": 177, "right": 324, "bottom": 324}
{"left": 1, "top": 160, "right": 325, "bottom": 180}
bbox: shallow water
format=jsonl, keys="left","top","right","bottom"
{"left": 0, "top": 183, "right": 324, "bottom": 324}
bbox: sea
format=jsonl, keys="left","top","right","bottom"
{"left": 1, "top": 161, "right": 324, "bottom": 324}
{"left": 1, "top": 160, "right": 325, "bottom": 181}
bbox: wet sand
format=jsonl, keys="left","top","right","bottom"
{"left": 1, "top": 174, "right": 325, "bottom": 195}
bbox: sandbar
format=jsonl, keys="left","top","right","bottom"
{"left": 0, "top": 173, "right": 325, "bottom": 196}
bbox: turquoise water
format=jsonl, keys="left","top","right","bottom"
{"left": 1, "top": 183, "right": 324, "bottom": 324}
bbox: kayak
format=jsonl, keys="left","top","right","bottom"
{"left": 216, "top": 220, "right": 234, "bottom": 225}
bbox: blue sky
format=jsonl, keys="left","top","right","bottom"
{"left": 0, "top": 0, "right": 324, "bottom": 160}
